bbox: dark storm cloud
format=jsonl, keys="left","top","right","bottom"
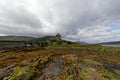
{"left": 0, "top": 0, "right": 120, "bottom": 43}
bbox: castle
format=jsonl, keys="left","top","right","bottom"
{"left": 55, "top": 33, "right": 61, "bottom": 41}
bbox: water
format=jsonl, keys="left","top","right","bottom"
{"left": 102, "top": 44, "right": 120, "bottom": 47}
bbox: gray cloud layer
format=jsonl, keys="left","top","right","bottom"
{"left": 0, "top": 0, "right": 120, "bottom": 43}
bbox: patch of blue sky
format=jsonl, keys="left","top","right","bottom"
{"left": 105, "top": 23, "right": 120, "bottom": 30}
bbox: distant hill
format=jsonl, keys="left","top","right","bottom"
{"left": 99, "top": 41, "right": 120, "bottom": 45}
{"left": 74, "top": 41, "right": 88, "bottom": 44}
{"left": 0, "top": 36, "right": 34, "bottom": 41}
{"left": 30, "top": 36, "right": 55, "bottom": 42}
{"left": 0, "top": 36, "right": 55, "bottom": 42}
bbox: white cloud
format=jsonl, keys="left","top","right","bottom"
{"left": 0, "top": 0, "right": 120, "bottom": 43}
{"left": 0, "top": 34, "right": 7, "bottom": 36}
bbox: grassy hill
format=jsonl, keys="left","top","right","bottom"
{"left": 0, "top": 36, "right": 88, "bottom": 45}
{"left": 0, "top": 36, "right": 55, "bottom": 42}
{"left": 0, "top": 36, "right": 34, "bottom": 41}
{"left": 30, "top": 36, "right": 55, "bottom": 42}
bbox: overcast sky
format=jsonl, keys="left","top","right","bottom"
{"left": 0, "top": 0, "right": 120, "bottom": 43}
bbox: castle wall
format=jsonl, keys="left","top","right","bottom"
{"left": 0, "top": 41, "right": 48, "bottom": 49}
{"left": 0, "top": 41, "right": 26, "bottom": 49}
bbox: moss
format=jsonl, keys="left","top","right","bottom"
{"left": 14, "top": 67, "right": 23, "bottom": 76}
{"left": 113, "top": 69, "right": 120, "bottom": 75}
{"left": 3, "top": 77, "right": 17, "bottom": 80}
{"left": 100, "top": 70, "right": 119, "bottom": 80}
{"left": 82, "top": 59, "right": 103, "bottom": 66}
{"left": 25, "top": 67, "right": 34, "bottom": 80}
{"left": 0, "top": 53, "right": 4, "bottom": 58}
{"left": 40, "top": 57, "right": 48, "bottom": 64}
{"left": 79, "top": 67, "right": 102, "bottom": 80}
{"left": 79, "top": 68, "right": 89, "bottom": 80}
{"left": 65, "top": 75, "right": 73, "bottom": 80}
{"left": 3, "top": 66, "right": 35, "bottom": 80}
{"left": 31, "top": 60, "right": 39, "bottom": 67}
{"left": 3, "top": 66, "right": 23, "bottom": 80}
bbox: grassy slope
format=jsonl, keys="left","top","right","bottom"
{"left": 30, "top": 36, "right": 55, "bottom": 42}
{"left": 0, "top": 36, "right": 55, "bottom": 42}
{"left": 0, "top": 36, "right": 34, "bottom": 41}
{"left": 0, "top": 41, "right": 120, "bottom": 80}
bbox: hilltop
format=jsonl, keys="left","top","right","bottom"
{"left": 30, "top": 36, "right": 55, "bottom": 42}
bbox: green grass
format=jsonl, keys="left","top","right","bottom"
{"left": 46, "top": 40, "right": 81, "bottom": 49}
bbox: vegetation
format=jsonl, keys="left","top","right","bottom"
{"left": 0, "top": 36, "right": 34, "bottom": 41}
{"left": 0, "top": 36, "right": 55, "bottom": 43}
{"left": 0, "top": 40, "right": 120, "bottom": 80}
{"left": 30, "top": 36, "right": 55, "bottom": 42}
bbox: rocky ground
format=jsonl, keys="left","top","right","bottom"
{"left": 0, "top": 44, "right": 120, "bottom": 80}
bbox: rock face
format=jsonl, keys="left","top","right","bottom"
{"left": 0, "top": 64, "right": 15, "bottom": 80}
{"left": 37, "top": 56, "right": 64, "bottom": 80}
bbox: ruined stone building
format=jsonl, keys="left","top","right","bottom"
{"left": 0, "top": 41, "right": 26, "bottom": 49}
{"left": 55, "top": 33, "right": 61, "bottom": 41}
{"left": 0, "top": 41, "right": 48, "bottom": 49}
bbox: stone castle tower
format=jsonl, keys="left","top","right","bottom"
{"left": 55, "top": 33, "right": 61, "bottom": 41}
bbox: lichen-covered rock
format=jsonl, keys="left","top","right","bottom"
{"left": 0, "top": 64, "right": 15, "bottom": 80}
